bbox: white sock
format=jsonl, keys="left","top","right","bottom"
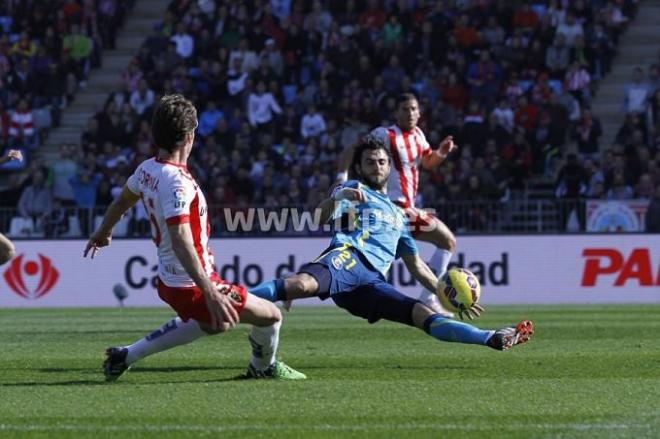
{"left": 249, "top": 320, "right": 281, "bottom": 370}
{"left": 419, "top": 249, "right": 453, "bottom": 300}
{"left": 431, "top": 248, "right": 453, "bottom": 279}
{"left": 125, "top": 317, "right": 207, "bottom": 365}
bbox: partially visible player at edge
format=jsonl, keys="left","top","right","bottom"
{"left": 0, "top": 150, "right": 23, "bottom": 266}
{"left": 337, "top": 93, "right": 457, "bottom": 315}
{"left": 251, "top": 135, "right": 534, "bottom": 351}
{"left": 84, "top": 95, "right": 304, "bottom": 381}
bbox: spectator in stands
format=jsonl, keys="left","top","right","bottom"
{"left": 300, "top": 104, "right": 326, "bottom": 140}
{"left": 467, "top": 50, "right": 501, "bottom": 108}
{"left": 7, "top": 58, "right": 37, "bottom": 102}
{"left": 62, "top": 24, "right": 93, "bottom": 87}
{"left": 9, "top": 98, "right": 36, "bottom": 148}
{"left": 556, "top": 12, "right": 584, "bottom": 47}
{"left": 636, "top": 174, "right": 655, "bottom": 199}
{"left": 49, "top": 143, "right": 77, "bottom": 206}
{"left": 584, "top": 158, "right": 606, "bottom": 198}
{"left": 69, "top": 170, "right": 102, "bottom": 236}
{"left": 122, "top": 59, "right": 143, "bottom": 94}
{"left": 607, "top": 172, "right": 634, "bottom": 199}
{"left": 197, "top": 100, "right": 224, "bottom": 138}
{"left": 645, "top": 185, "right": 660, "bottom": 232}
{"left": 170, "top": 22, "right": 194, "bottom": 60}
{"left": 575, "top": 108, "right": 602, "bottom": 161}
{"left": 43, "top": 198, "right": 69, "bottom": 237}
{"left": 261, "top": 38, "right": 283, "bottom": 77}
{"left": 18, "top": 170, "right": 52, "bottom": 228}
{"left": 565, "top": 61, "right": 591, "bottom": 104}
{"left": 545, "top": 33, "right": 570, "bottom": 79}
{"left": 247, "top": 80, "right": 282, "bottom": 133}
{"left": 129, "top": 78, "right": 155, "bottom": 116}
{"left": 623, "top": 66, "right": 652, "bottom": 114}
{"left": 230, "top": 38, "right": 259, "bottom": 73}
{"left": 555, "top": 153, "right": 587, "bottom": 230}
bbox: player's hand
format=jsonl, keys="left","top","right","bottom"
{"left": 5, "top": 150, "right": 23, "bottom": 162}
{"left": 83, "top": 231, "right": 113, "bottom": 258}
{"left": 438, "top": 136, "right": 458, "bottom": 157}
{"left": 204, "top": 284, "right": 240, "bottom": 331}
{"left": 458, "top": 303, "right": 485, "bottom": 321}
{"left": 334, "top": 187, "right": 365, "bottom": 203}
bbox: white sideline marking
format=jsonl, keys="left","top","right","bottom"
{"left": 0, "top": 423, "right": 647, "bottom": 433}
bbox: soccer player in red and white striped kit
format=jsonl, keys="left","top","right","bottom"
{"left": 338, "top": 93, "right": 458, "bottom": 316}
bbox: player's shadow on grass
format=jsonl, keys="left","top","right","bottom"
{"left": 12, "top": 330, "right": 158, "bottom": 335}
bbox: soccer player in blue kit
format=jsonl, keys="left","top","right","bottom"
{"left": 251, "top": 135, "right": 534, "bottom": 351}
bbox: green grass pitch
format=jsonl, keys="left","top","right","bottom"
{"left": 1, "top": 305, "right": 659, "bottom": 438}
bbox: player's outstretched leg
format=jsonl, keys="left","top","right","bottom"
{"left": 250, "top": 274, "right": 319, "bottom": 304}
{"left": 103, "top": 316, "right": 208, "bottom": 381}
{"left": 485, "top": 320, "right": 534, "bottom": 351}
{"left": 240, "top": 294, "right": 306, "bottom": 380}
{"left": 413, "top": 304, "right": 534, "bottom": 351}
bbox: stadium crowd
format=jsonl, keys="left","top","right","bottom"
{"left": 0, "top": 0, "right": 134, "bottom": 164}
{"left": 2, "top": 0, "right": 660, "bottom": 234}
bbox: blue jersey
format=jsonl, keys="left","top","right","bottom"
{"left": 328, "top": 180, "right": 417, "bottom": 276}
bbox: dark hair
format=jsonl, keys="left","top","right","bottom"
{"left": 151, "top": 94, "right": 197, "bottom": 152}
{"left": 395, "top": 92, "right": 418, "bottom": 109}
{"left": 351, "top": 134, "right": 392, "bottom": 175}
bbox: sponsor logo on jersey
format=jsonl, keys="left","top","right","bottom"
{"left": 331, "top": 256, "right": 344, "bottom": 270}
{"left": 173, "top": 187, "right": 186, "bottom": 208}
{"left": 3, "top": 254, "right": 59, "bottom": 299}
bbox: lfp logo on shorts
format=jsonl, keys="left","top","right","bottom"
{"left": 3, "top": 253, "right": 59, "bottom": 299}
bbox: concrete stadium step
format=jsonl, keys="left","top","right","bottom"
{"left": 101, "top": 55, "right": 134, "bottom": 70}
{"left": 591, "top": 0, "right": 660, "bottom": 150}
{"left": 132, "top": 0, "right": 169, "bottom": 16}
{"left": 115, "top": 35, "right": 147, "bottom": 51}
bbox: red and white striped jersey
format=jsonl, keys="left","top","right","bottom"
{"left": 127, "top": 157, "right": 213, "bottom": 288}
{"left": 371, "top": 125, "right": 432, "bottom": 208}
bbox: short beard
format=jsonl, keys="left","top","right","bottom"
{"left": 361, "top": 173, "right": 387, "bottom": 191}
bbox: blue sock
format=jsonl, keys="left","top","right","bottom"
{"left": 249, "top": 279, "right": 287, "bottom": 302}
{"left": 423, "top": 314, "right": 494, "bottom": 345}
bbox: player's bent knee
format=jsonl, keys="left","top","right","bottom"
{"left": 411, "top": 302, "right": 438, "bottom": 329}
{"left": 445, "top": 232, "right": 457, "bottom": 253}
{"left": 242, "top": 294, "right": 282, "bottom": 326}
{"left": 433, "top": 221, "right": 457, "bottom": 252}
{"left": 199, "top": 322, "right": 230, "bottom": 335}
{"left": 286, "top": 274, "right": 317, "bottom": 298}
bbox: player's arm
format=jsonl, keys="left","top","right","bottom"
{"left": 317, "top": 184, "right": 365, "bottom": 224}
{"left": 84, "top": 185, "right": 140, "bottom": 258}
{"left": 421, "top": 136, "right": 457, "bottom": 170}
{"left": 336, "top": 141, "right": 357, "bottom": 183}
{"left": 401, "top": 254, "right": 438, "bottom": 293}
{"left": 168, "top": 223, "right": 238, "bottom": 331}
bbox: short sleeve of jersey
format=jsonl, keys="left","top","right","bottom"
{"left": 126, "top": 168, "right": 141, "bottom": 195}
{"left": 395, "top": 220, "right": 418, "bottom": 258}
{"left": 370, "top": 127, "right": 389, "bottom": 145}
{"left": 416, "top": 128, "right": 432, "bottom": 156}
{"left": 159, "top": 173, "right": 194, "bottom": 225}
{"left": 330, "top": 180, "right": 360, "bottom": 220}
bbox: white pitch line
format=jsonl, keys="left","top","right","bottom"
{"left": 0, "top": 423, "right": 648, "bottom": 433}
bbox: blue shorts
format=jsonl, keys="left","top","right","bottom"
{"left": 298, "top": 245, "right": 420, "bottom": 326}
